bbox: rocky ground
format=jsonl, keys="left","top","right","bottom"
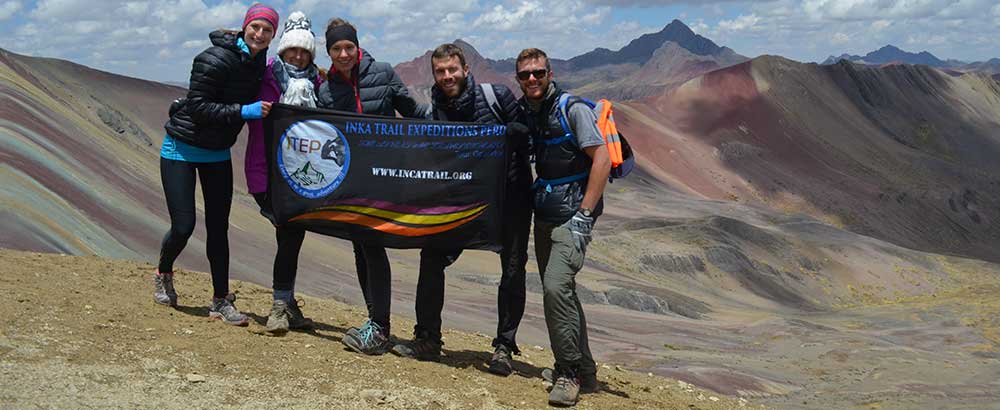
{"left": 0, "top": 249, "right": 757, "bottom": 409}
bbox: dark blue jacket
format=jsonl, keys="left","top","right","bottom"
{"left": 317, "top": 49, "right": 427, "bottom": 118}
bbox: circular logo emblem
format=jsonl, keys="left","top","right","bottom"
{"left": 277, "top": 120, "right": 351, "bottom": 199}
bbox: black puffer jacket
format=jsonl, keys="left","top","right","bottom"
{"left": 164, "top": 30, "right": 267, "bottom": 150}
{"left": 317, "top": 49, "right": 427, "bottom": 117}
{"left": 430, "top": 73, "right": 518, "bottom": 125}
{"left": 431, "top": 74, "right": 531, "bottom": 191}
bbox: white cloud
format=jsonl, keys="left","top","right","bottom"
{"left": 689, "top": 19, "right": 709, "bottom": 34}
{"left": 14, "top": 22, "right": 37, "bottom": 36}
{"left": 870, "top": 19, "right": 891, "bottom": 31}
{"left": 830, "top": 32, "right": 850, "bottom": 45}
{"left": 31, "top": 0, "right": 96, "bottom": 20}
{"left": 802, "top": 0, "right": 994, "bottom": 21}
{"left": 474, "top": 2, "right": 543, "bottom": 31}
{"left": 182, "top": 39, "right": 207, "bottom": 49}
{"left": 350, "top": 0, "right": 476, "bottom": 20}
{"left": 0, "top": 0, "right": 22, "bottom": 20}
{"left": 727, "top": 0, "right": 999, "bottom": 63}
{"left": 189, "top": 1, "right": 247, "bottom": 30}
{"left": 906, "top": 33, "right": 948, "bottom": 46}
{"left": 802, "top": 0, "right": 938, "bottom": 21}
{"left": 121, "top": 2, "right": 150, "bottom": 18}
{"left": 288, "top": 0, "right": 328, "bottom": 15}
{"left": 718, "top": 13, "right": 759, "bottom": 32}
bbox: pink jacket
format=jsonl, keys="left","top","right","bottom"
{"left": 244, "top": 59, "right": 323, "bottom": 194}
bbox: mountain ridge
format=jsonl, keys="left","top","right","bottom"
{"left": 821, "top": 45, "right": 998, "bottom": 72}
{"left": 567, "top": 19, "right": 731, "bottom": 70}
{"left": 394, "top": 19, "right": 747, "bottom": 102}
{"left": 822, "top": 44, "right": 947, "bottom": 66}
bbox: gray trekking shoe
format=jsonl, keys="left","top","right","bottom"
{"left": 152, "top": 272, "right": 177, "bottom": 307}
{"left": 548, "top": 369, "right": 581, "bottom": 407}
{"left": 286, "top": 299, "right": 314, "bottom": 330}
{"left": 487, "top": 345, "right": 513, "bottom": 376}
{"left": 266, "top": 299, "right": 290, "bottom": 335}
{"left": 542, "top": 368, "right": 599, "bottom": 393}
{"left": 209, "top": 296, "right": 249, "bottom": 326}
{"left": 342, "top": 320, "right": 391, "bottom": 355}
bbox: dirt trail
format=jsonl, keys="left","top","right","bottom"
{"left": 0, "top": 249, "right": 756, "bottom": 409}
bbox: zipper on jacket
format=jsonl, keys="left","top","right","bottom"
{"left": 331, "top": 49, "right": 364, "bottom": 113}
{"left": 353, "top": 48, "right": 362, "bottom": 113}
{"left": 353, "top": 82, "right": 361, "bottom": 113}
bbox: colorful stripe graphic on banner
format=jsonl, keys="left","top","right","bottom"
{"left": 289, "top": 199, "right": 488, "bottom": 237}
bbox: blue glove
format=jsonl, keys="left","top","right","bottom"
{"left": 241, "top": 101, "right": 263, "bottom": 120}
{"left": 559, "top": 210, "right": 594, "bottom": 249}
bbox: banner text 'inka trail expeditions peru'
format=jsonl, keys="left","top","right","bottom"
{"left": 264, "top": 104, "right": 508, "bottom": 251}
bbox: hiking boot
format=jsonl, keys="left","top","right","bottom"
{"left": 392, "top": 331, "right": 443, "bottom": 361}
{"left": 266, "top": 299, "right": 290, "bottom": 335}
{"left": 342, "top": 320, "right": 391, "bottom": 355}
{"left": 548, "top": 369, "right": 581, "bottom": 407}
{"left": 286, "top": 299, "right": 314, "bottom": 330}
{"left": 152, "top": 272, "right": 177, "bottom": 307}
{"left": 542, "top": 368, "right": 599, "bottom": 394}
{"left": 487, "top": 345, "right": 514, "bottom": 376}
{"left": 209, "top": 295, "right": 249, "bottom": 326}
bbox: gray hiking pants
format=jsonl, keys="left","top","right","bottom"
{"left": 535, "top": 219, "right": 597, "bottom": 376}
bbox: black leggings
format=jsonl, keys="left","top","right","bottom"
{"left": 255, "top": 190, "right": 389, "bottom": 328}
{"left": 158, "top": 158, "right": 233, "bottom": 299}
{"left": 253, "top": 193, "right": 306, "bottom": 293}
{"left": 354, "top": 241, "right": 391, "bottom": 331}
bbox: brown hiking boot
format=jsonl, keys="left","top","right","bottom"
{"left": 265, "top": 299, "right": 290, "bottom": 335}
{"left": 548, "top": 369, "right": 581, "bottom": 407}
{"left": 542, "top": 368, "right": 599, "bottom": 393}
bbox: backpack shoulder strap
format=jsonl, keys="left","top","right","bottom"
{"left": 479, "top": 83, "right": 505, "bottom": 123}
{"left": 555, "top": 94, "right": 597, "bottom": 143}
{"left": 555, "top": 93, "right": 574, "bottom": 139}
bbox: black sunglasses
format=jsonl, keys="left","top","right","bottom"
{"left": 516, "top": 69, "right": 548, "bottom": 81}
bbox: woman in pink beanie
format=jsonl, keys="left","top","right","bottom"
{"left": 155, "top": 3, "right": 278, "bottom": 326}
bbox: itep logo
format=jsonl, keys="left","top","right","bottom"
{"left": 277, "top": 120, "right": 351, "bottom": 199}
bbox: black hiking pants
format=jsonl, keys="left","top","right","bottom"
{"left": 414, "top": 186, "right": 532, "bottom": 351}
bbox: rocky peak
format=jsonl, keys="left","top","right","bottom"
{"left": 568, "top": 19, "right": 725, "bottom": 70}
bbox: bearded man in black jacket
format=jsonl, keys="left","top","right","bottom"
{"left": 391, "top": 44, "right": 532, "bottom": 377}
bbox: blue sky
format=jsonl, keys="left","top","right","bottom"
{"left": 0, "top": 0, "right": 997, "bottom": 82}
